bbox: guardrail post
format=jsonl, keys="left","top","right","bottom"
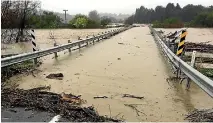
{"left": 77, "top": 36, "right": 81, "bottom": 49}
{"left": 97, "top": 33, "right": 100, "bottom": 42}
{"left": 107, "top": 31, "right": 110, "bottom": 38}
{"left": 93, "top": 35, "right": 95, "bottom": 44}
{"left": 186, "top": 51, "right": 197, "bottom": 89}
{"left": 78, "top": 42, "right": 81, "bottom": 49}
{"left": 68, "top": 40, "right": 71, "bottom": 52}
{"left": 53, "top": 42, "right": 58, "bottom": 58}
{"left": 103, "top": 32, "right": 106, "bottom": 39}
{"left": 104, "top": 32, "right": 106, "bottom": 39}
{"left": 86, "top": 36, "right": 89, "bottom": 46}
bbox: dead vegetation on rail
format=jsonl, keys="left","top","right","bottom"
{"left": 185, "top": 42, "right": 213, "bottom": 53}
{"left": 1, "top": 60, "right": 42, "bottom": 82}
{"left": 1, "top": 86, "right": 121, "bottom": 122}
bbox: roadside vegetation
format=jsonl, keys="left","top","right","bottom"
{"left": 1, "top": 0, "right": 115, "bottom": 44}
{"left": 125, "top": 3, "right": 213, "bottom": 28}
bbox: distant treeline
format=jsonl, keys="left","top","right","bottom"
{"left": 125, "top": 3, "right": 213, "bottom": 28}
{"left": 1, "top": 1, "right": 118, "bottom": 29}
{"left": 29, "top": 10, "right": 115, "bottom": 29}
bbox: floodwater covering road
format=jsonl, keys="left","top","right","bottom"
{"left": 8, "top": 27, "right": 213, "bottom": 121}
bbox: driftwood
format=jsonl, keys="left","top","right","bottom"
{"left": 185, "top": 42, "right": 213, "bottom": 53}
{"left": 1, "top": 86, "right": 120, "bottom": 122}
{"left": 93, "top": 96, "right": 108, "bottom": 99}
{"left": 46, "top": 73, "right": 64, "bottom": 80}
{"left": 122, "top": 94, "right": 144, "bottom": 100}
{"left": 118, "top": 42, "right": 124, "bottom": 45}
{"left": 185, "top": 108, "right": 213, "bottom": 122}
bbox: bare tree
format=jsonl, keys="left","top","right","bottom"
{"left": 1, "top": 0, "right": 41, "bottom": 43}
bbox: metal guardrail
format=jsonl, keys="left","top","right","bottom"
{"left": 149, "top": 26, "right": 213, "bottom": 98}
{"left": 1, "top": 27, "right": 132, "bottom": 67}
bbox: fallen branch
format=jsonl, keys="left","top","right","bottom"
{"left": 108, "top": 104, "right": 112, "bottom": 118}
{"left": 118, "top": 42, "right": 124, "bottom": 45}
{"left": 124, "top": 104, "right": 146, "bottom": 116}
{"left": 122, "top": 94, "right": 144, "bottom": 99}
{"left": 93, "top": 96, "right": 108, "bottom": 99}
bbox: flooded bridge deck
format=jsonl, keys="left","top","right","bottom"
{"left": 7, "top": 27, "right": 213, "bottom": 121}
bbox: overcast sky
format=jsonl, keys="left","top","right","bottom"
{"left": 41, "top": 0, "right": 213, "bottom": 15}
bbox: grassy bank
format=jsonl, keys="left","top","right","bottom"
{"left": 198, "top": 68, "right": 213, "bottom": 78}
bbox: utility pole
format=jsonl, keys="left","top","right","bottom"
{"left": 63, "top": 10, "right": 68, "bottom": 24}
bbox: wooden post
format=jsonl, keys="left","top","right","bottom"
{"left": 186, "top": 51, "right": 196, "bottom": 89}
{"left": 68, "top": 40, "right": 71, "bottom": 52}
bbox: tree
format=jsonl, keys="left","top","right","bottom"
{"left": 154, "top": 6, "right": 165, "bottom": 21}
{"left": 206, "top": 11, "right": 213, "bottom": 27}
{"left": 100, "top": 17, "right": 111, "bottom": 26}
{"left": 74, "top": 17, "right": 88, "bottom": 28}
{"left": 181, "top": 4, "right": 205, "bottom": 22}
{"left": 29, "top": 11, "right": 62, "bottom": 28}
{"left": 1, "top": 0, "right": 41, "bottom": 43}
{"left": 193, "top": 11, "right": 213, "bottom": 27}
{"left": 88, "top": 10, "right": 100, "bottom": 21}
{"left": 165, "top": 3, "right": 176, "bottom": 19}
{"left": 126, "top": 2, "right": 213, "bottom": 27}
{"left": 124, "top": 15, "right": 134, "bottom": 25}
{"left": 69, "top": 14, "right": 88, "bottom": 28}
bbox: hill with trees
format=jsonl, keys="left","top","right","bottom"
{"left": 125, "top": 3, "right": 213, "bottom": 28}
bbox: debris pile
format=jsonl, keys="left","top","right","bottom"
{"left": 1, "top": 86, "right": 120, "bottom": 122}
{"left": 1, "top": 59, "right": 42, "bottom": 82}
{"left": 185, "top": 108, "right": 213, "bottom": 122}
{"left": 185, "top": 42, "right": 213, "bottom": 53}
{"left": 1, "top": 60, "right": 35, "bottom": 82}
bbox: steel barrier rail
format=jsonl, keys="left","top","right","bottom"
{"left": 150, "top": 26, "right": 213, "bottom": 98}
{"left": 1, "top": 26, "right": 132, "bottom": 67}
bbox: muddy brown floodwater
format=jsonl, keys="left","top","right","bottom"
{"left": 1, "top": 28, "right": 115, "bottom": 55}
{"left": 7, "top": 27, "right": 213, "bottom": 121}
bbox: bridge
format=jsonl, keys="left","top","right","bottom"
{"left": 1, "top": 26, "right": 213, "bottom": 121}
